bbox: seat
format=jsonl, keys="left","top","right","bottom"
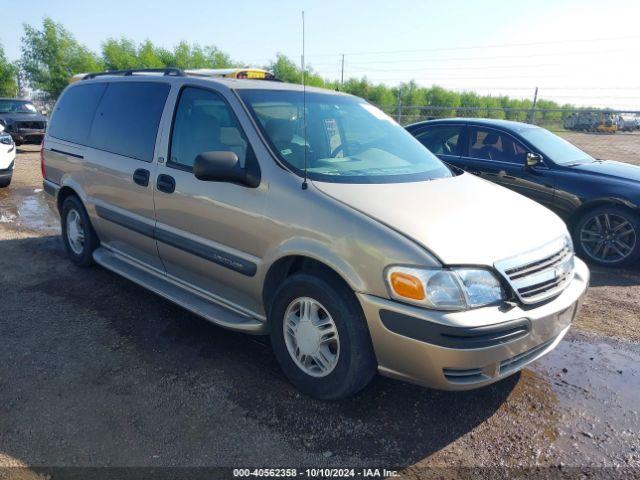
{"left": 264, "top": 118, "right": 305, "bottom": 168}
{"left": 181, "top": 109, "right": 224, "bottom": 167}
{"left": 479, "top": 132, "right": 501, "bottom": 160}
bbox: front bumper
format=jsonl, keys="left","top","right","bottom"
{"left": 358, "top": 257, "right": 589, "bottom": 390}
{"left": 0, "top": 160, "right": 14, "bottom": 180}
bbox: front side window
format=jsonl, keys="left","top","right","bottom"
{"left": 414, "top": 125, "right": 463, "bottom": 156}
{"left": 238, "top": 89, "right": 452, "bottom": 184}
{"left": 468, "top": 127, "right": 526, "bottom": 164}
{"left": 170, "top": 87, "right": 250, "bottom": 169}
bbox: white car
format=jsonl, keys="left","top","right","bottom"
{"left": 0, "top": 124, "right": 16, "bottom": 188}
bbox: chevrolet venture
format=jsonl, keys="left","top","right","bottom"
{"left": 42, "top": 69, "right": 589, "bottom": 399}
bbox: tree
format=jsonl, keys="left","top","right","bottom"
{"left": 425, "top": 85, "right": 460, "bottom": 118}
{"left": 21, "top": 17, "right": 103, "bottom": 98}
{"left": 102, "top": 38, "right": 139, "bottom": 70}
{"left": 268, "top": 54, "right": 325, "bottom": 87}
{"left": 0, "top": 43, "right": 18, "bottom": 97}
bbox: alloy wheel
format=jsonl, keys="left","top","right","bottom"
{"left": 579, "top": 212, "right": 636, "bottom": 264}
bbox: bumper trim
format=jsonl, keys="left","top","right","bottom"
{"left": 43, "top": 179, "right": 60, "bottom": 197}
{"left": 379, "top": 309, "right": 530, "bottom": 349}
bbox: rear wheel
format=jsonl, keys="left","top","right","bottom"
{"left": 61, "top": 195, "right": 99, "bottom": 267}
{"left": 0, "top": 177, "right": 10, "bottom": 188}
{"left": 574, "top": 205, "right": 640, "bottom": 267}
{"left": 269, "top": 272, "right": 377, "bottom": 400}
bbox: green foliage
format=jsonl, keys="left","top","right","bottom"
{"left": 103, "top": 38, "right": 238, "bottom": 71}
{"left": 16, "top": 17, "right": 581, "bottom": 127}
{"left": 21, "top": 17, "right": 103, "bottom": 98}
{"left": 0, "top": 43, "right": 18, "bottom": 97}
{"left": 268, "top": 54, "right": 325, "bottom": 87}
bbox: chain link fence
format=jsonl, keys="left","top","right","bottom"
{"left": 378, "top": 105, "right": 640, "bottom": 166}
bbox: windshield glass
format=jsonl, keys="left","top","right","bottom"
{"left": 238, "top": 89, "right": 452, "bottom": 183}
{"left": 519, "top": 127, "right": 594, "bottom": 165}
{"left": 0, "top": 100, "right": 38, "bottom": 114}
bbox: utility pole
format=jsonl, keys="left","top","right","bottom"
{"left": 530, "top": 87, "right": 539, "bottom": 124}
{"left": 340, "top": 54, "right": 345, "bottom": 89}
{"left": 396, "top": 88, "right": 402, "bottom": 123}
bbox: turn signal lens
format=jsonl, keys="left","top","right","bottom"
{"left": 390, "top": 272, "right": 425, "bottom": 300}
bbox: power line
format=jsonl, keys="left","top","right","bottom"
{"left": 308, "top": 47, "right": 638, "bottom": 67}
{"left": 306, "top": 35, "right": 640, "bottom": 57}
{"left": 344, "top": 61, "right": 616, "bottom": 73}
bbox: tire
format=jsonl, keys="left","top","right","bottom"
{"left": 60, "top": 195, "right": 100, "bottom": 267}
{"left": 573, "top": 205, "right": 640, "bottom": 267}
{"left": 269, "top": 272, "right": 377, "bottom": 400}
{"left": 0, "top": 177, "right": 10, "bottom": 188}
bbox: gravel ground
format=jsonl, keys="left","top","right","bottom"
{"left": 0, "top": 147, "right": 639, "bottom": 478}
{"left": 556, "top": 130, "right": 640, "bottom": 166}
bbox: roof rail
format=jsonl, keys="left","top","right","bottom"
{"left": 83, "top": 68, "right": 185, "bottom": 80}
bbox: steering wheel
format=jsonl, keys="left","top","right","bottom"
{"left": 330, "top": 141, "right": 361, "bottom": 158}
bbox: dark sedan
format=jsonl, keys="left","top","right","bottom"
{"left": 406, "top": 118, "right": 640, "bottom": 267}
{"left": 0, "top": 98, "right": 47, "bottom": 146}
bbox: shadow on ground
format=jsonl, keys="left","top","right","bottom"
{"left": 0, "top": 235, "right": 517, "bottom": 467}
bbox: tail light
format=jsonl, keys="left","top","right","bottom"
{"left": 40, "top": 142, "right": 46, "bottom": 179}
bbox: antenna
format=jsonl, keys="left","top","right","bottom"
{"left": 301, "top": 10, "right": 308, "bottom": 190}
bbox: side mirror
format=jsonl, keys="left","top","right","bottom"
{"left": 193, "top": 151, "right": 260, "bottom": 188}
{"left": 526, "top": 152, "right": 542, "bottom": 168}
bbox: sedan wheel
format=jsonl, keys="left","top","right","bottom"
{"left": 576, "top": 207, "right": 640, "bottom": 267}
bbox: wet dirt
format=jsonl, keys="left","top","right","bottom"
{"left": 0, "top": 147, "right": 639, "bottom": 474}
{"left": 0, "top": 186, "right": 59, "bottom": 234}
{"left": 532, "top": 332, "right": 640, "bottom": 466}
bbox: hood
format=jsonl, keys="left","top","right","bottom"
{"left": 313, "top": 173, "right": 567, "bottom": 266}
{"left": 569, "top": 160, "right": 640, "bottom": 183}
{"left": 0, "top": 112, "right": 48, "bottom": 123}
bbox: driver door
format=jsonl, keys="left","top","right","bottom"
{"left": 153, "top": 85, "right": 267, "bottom": 315}
{"left": 461, "top": 126, "right": 556, "bottom": 210}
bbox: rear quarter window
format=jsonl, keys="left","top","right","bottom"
{"left": 49, "top": 83, "right": 107, "bottom": 145}
{"left": 90, "top": 82, "right": 171, "bottom": 162}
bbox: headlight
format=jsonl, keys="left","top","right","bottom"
{"left": 386, "top": 266, "right": 505, "bottom": 310}
{"left": 0, "top": 134, "right": 12, "bottom": 145}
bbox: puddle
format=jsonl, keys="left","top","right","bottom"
{"left": 0, "top": 187, "right": 60, "bottom": 233}
{"left": 529, "top": 331, "right": 640, "bottom": 465}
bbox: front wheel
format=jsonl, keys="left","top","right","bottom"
{"left": 574, "top": 205, "right": 640, "bottom": 267}
{"left": 269, "top": 272, "right": 377, "bottom": 400}
{"left": 0, "top": 177, "right": 10, "bottom": 188}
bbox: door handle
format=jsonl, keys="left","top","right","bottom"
{"left": 133, "top": 169, "right": 150, "bottom": 187}
{"left": 157, "top": 174, "right": 176, "bottom": 193}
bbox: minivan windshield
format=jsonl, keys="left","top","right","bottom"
{"left": 519, "top": 127, "right": 595, "bottom": 165}
{"left": 0, "top": 100, "right": 38, "bottom": 114}
{"left": 238, "top": 90, "right": 452, "bottom": 183}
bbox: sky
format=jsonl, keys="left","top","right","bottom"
{"left": 1, "top": 0, "right": 639, "bottom": 109}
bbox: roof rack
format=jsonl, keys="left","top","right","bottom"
{"left": 83, "top": 68, "right": 185, "bottom": 80}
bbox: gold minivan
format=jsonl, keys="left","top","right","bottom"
{"left": 42, "top": 68, "right": 589, "bottom": 399}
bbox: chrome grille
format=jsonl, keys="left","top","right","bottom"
{"left": 495, "top": 237, "right": 575, "bottom": 304}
